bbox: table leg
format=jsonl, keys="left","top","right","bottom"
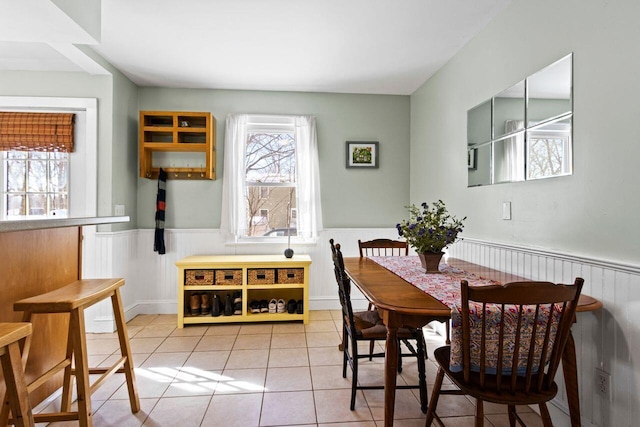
{"left": 562, "top": 331, "right": 581, "bottom": 427}
{"left": 384, "top": 323, "right": 399, "bottom": 427}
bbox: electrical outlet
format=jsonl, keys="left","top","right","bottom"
{"left": 595, "top": 368, "right": 611, "bottom": 400}
{"left": 115, "top": 205, "right": 125, "bottom": 216}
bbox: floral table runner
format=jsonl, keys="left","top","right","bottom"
{"left": 368, "top": 256, "right": 559, "bottom": 374}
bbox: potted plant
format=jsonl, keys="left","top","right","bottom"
{"left": 396, "top": 200, "right": 465, "bottom": 273}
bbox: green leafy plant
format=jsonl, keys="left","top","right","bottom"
{"left": 396, "top": 200, "right": 466, "bottom": 253}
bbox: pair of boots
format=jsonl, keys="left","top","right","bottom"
{"left": 210, "top": 292, "right": 241, "bottom": 317}
{"left": 190, "top": 293, "right": 211, "bottom": 315}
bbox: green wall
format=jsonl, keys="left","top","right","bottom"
{"left": 137, "top": 88, "right": 410, "bottom": 229}
{"left": 410, "top": 0, "right": 640, "bottom": 265}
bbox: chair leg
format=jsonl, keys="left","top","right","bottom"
{"left": 350, "top": 336, "right": 358, "bottom": 411}
{"left": 397, "top": 339, "right": 403, "bottom": 373}
{"left": 415, "top": 331, "right": 428, "bottom": 413}
{"left": 1, "top": 341, "right": 35, "bottom": 427}
{"left": 369, "top": 340, "right": 374, "bottom": 361}
{"left": 445, "top": 320, "right": 451, "bottom": 345}
{"left": 539, "top": 403, "right": 553, "bottom": 427}
{"left": 425, "top": 367, "right": 445, "bottom": 426}
{"left": 69, "top": 308, "right": 92, "bottom": 427}
{"left": 342, "top": 325, "right": 348, "bottom": 379}
{"left": 111, "top": 288, "right": 140, "bottom": 413}
{"left": 60, "top": 324, "right": 75, "bottom": 412}
{"left": 507, "top": 405, "right": 516, "bottom": 426}
{"left": 475, "top": 399, "right": 484, "bottom": 427}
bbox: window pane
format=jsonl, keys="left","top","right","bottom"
{"left": 7, "top": 151, "right": 27, "bottom": 160}
{"left": 49, "top": 160, "right": 68, "bottom": 192}
{"left": 245, "top": 133, "right": 295, "bottom": 184}
{"left": 6, "top": 194, "right": 25, "bottom": 216}
{"left": 27, "top": 160, "right": 47, "bottom": 192}
{"left": 29, "top": 152, "right": 47, "bottom": 160}
{"left": 49, "top": 194, "right": 68, "bottom": 216}
{"left": 246, "top": 186, "right": 296, "bottom": 237}
{"left": 28, "top": 194, "right": 46, "bottom": 216}
{"left": 7, "top": 160, "right": 26, "bottom": 192}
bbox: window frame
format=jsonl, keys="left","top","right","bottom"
{"left": 0, "top": 97, "right": 97, "bottom": 220}
{"left": 241, "top": 115, "right": 298, "bottom": 241}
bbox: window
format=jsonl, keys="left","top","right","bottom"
{"left": 2, "top": 151, "right": 69, "bottom": 218}
{"left": 245, "top": 119, "right": 296, "bottom": 237}
{"left": 0, "top": 97, "right": 97, "bottom": 221}
{"left": 220, "top": 114, "right": 322, "bottom": 240}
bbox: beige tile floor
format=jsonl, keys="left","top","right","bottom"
{"left": 39, "top": 310, "right": 543, "bottom": 426}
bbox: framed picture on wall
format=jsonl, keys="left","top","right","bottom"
{"left": 467, "top": 148, "right": 477, "bottom": 170}
{"left": 346, "top": 141, "right": 379, "bottom": 168}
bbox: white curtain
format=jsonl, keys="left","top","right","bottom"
{"left": 501, "top": 120, "right": 525, "bottom": 182}
{"left": 220, "top": 114, "right": 249, "bottom": 237}
{"left": 220, "top": 113, "right": 323, "bottom": 240}
{"left": 294, "top": 115, "right": 323, "bottom": 239}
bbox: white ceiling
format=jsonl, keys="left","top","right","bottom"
{"left": 0, "top": 0, "right": 512, "bottom": 95}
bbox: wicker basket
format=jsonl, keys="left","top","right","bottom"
{"left": 247, "top": 269, "right": 276, "bottom": 285}
{"left": 276, "top": 268, "right": 304, "bottom": 284}
{"left": 185, "top": 269, "right": 214, "bottom": 286}
{"left": 215, "top": 269, "right": 243, "bottom": 285}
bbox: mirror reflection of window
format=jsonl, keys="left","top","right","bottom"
{"left": 493, "top": 81, "right": 525, "bottom": 139}
{"left": 494, "top": 130, "right": 525, "bottom": 183}
{"left": 526, "top": 117, "right": 572, "bottom": 180}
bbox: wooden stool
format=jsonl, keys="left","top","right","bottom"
{"left": 0, "top": 323, "right": 34, "bottom": 427}
{"left": 3, "top": 279, "right": 139, "bottom": 427}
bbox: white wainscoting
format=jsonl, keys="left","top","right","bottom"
{"left": 81, "top": 228, "right": 399, "bottom": 330}
{"left": 449, "top": 238, "right": 640, "bottom": 427}
{"left": 83, "top": 230, "right": 639, "bottom": 427}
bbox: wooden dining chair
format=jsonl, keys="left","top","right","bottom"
{"left": 425, "top": 278, "right": 583, "bottom": 427}
{"left": 358, "top": 238, "right": 430, "bottom": 356}
{"left": 330, "top": 239, "right": 428, "bottom": 412}
{"left": 359, "top": 239, "right": 408, "bottom": 313}
{"left": 358, "top": 238, "right": 409, "bottom": 257}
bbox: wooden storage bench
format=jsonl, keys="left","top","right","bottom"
{"left": 176, "top": 254, "right": 311, "bottom": 327}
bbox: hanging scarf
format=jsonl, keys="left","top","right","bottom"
{"left": 154, "top": 168, "right": 167, "bottom": 254}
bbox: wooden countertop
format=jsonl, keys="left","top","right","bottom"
{"left": 0, "top": 216, "right": 130, "bottom": 233}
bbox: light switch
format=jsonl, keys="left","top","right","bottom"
{"left": 502, "top": 202, "right": 511, "bottom": 220}
{"left": 115, "top": 205, "right": 125, "bottom": 216}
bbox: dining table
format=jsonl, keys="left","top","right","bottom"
{"left": 342, "top": 256, "right": 602, "bottom": 427}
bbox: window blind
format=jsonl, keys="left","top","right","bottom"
{"left": 0, "top": 112, "right": 75, "bottom": 152}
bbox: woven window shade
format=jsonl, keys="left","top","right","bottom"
{"left": 0, "top": 112, "right": 75, "bottom": 152}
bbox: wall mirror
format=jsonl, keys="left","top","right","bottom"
{"left": 467, "top": 53, "right": 573, "bottom": 187}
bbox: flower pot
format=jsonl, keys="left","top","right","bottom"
{"left": 418, "top": 251, "right": 444, "bottom": 273}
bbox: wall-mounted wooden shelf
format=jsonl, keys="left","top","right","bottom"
{"left": 139, "top": 111, "right": 216, "bottom": 180}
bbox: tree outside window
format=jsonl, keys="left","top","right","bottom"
{"left": 245, "top": 131, "right": 296, "bottom": 237}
